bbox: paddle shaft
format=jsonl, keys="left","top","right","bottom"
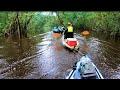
{"left": 74, "top": 47, "right": 84, "bottom": 56}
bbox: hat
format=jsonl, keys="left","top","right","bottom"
{"left": 68, "top": 22, "right": 72, "bottom": 25}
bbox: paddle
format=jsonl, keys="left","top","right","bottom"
{"left": 73, "top": 45, "right": 87, "bottom": 56}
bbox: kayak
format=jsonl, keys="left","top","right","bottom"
{"left": 61, "top": 35, "right": 79, "bottom": 51}
{"left": 53, "top": 27, "right": 63, "bottom": 33}
{"left": 65, "top": 55, "right": 104, "bottom": 79}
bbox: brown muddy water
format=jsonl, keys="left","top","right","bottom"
{"left": 0, "top": 31, "right": 120, "bottom": 79}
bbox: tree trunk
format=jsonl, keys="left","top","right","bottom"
{"left": 56, "top": 12, "right": 64, "bottom": 26}
{"left": 23, "top": 15, "right": 33, "bottom": 37}
{"left": 4, "top": 12, "right": 33, "bottom": 39}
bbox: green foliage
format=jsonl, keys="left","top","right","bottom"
{"left": 56, "top": 11, "right": 120, "bottom": 36}
{"left": 27, "top": 12, "right": 55, "bottom": 34}
{"left": 0, "top": 11, "right": 119, "bottom": 37}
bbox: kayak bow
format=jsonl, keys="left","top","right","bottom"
{"left": 65, "top": 55, "right": 104, "bottom": 79}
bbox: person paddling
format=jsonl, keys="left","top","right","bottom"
{"left": 64, "top": 22, "right": 74, "bottom": 39}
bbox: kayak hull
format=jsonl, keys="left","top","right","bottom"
{"left": 53, "top": 30, "right": 61, "bottom": 33}
{"left": 61, "top": 35, "right": 79, "bottom": 51}
{"left": 65, "top": 55, "right": 104, "bottom": 79}
{"left": 53, "top": 29, "right": 63, "bottom": 33}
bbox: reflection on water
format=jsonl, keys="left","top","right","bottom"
{"left": 88, "top": 31, "right": 120, "bottom": 79}
{"left": 0, "top": 31, "right": 120, "bottom": 79}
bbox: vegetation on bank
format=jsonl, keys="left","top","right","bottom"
{"left": 0, "top": 11, "right": 119, "bottom": 38}
{"left": 55, "top": 11, "right": 120, "bottom": 37}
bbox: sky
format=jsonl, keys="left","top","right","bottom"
{"left": 41, "top": 11, "right": 56, "bottom": 16}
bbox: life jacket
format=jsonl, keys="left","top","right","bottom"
{"left": 67, "top": 26, "right": 73, "bottom": 32}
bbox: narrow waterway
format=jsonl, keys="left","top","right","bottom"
{"left": 0, "top": 31, "right": 120, "bottom": 79}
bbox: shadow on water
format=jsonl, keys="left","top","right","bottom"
{"left": 0, "top": 30, "right": 120, "bottom": 79}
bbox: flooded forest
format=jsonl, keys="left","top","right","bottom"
{"left": 0, "top": 11, "right": 120, "bottom": 79}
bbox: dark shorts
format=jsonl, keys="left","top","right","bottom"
{"left": 64, "top": 32, "right": 73, "bottom": 39}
